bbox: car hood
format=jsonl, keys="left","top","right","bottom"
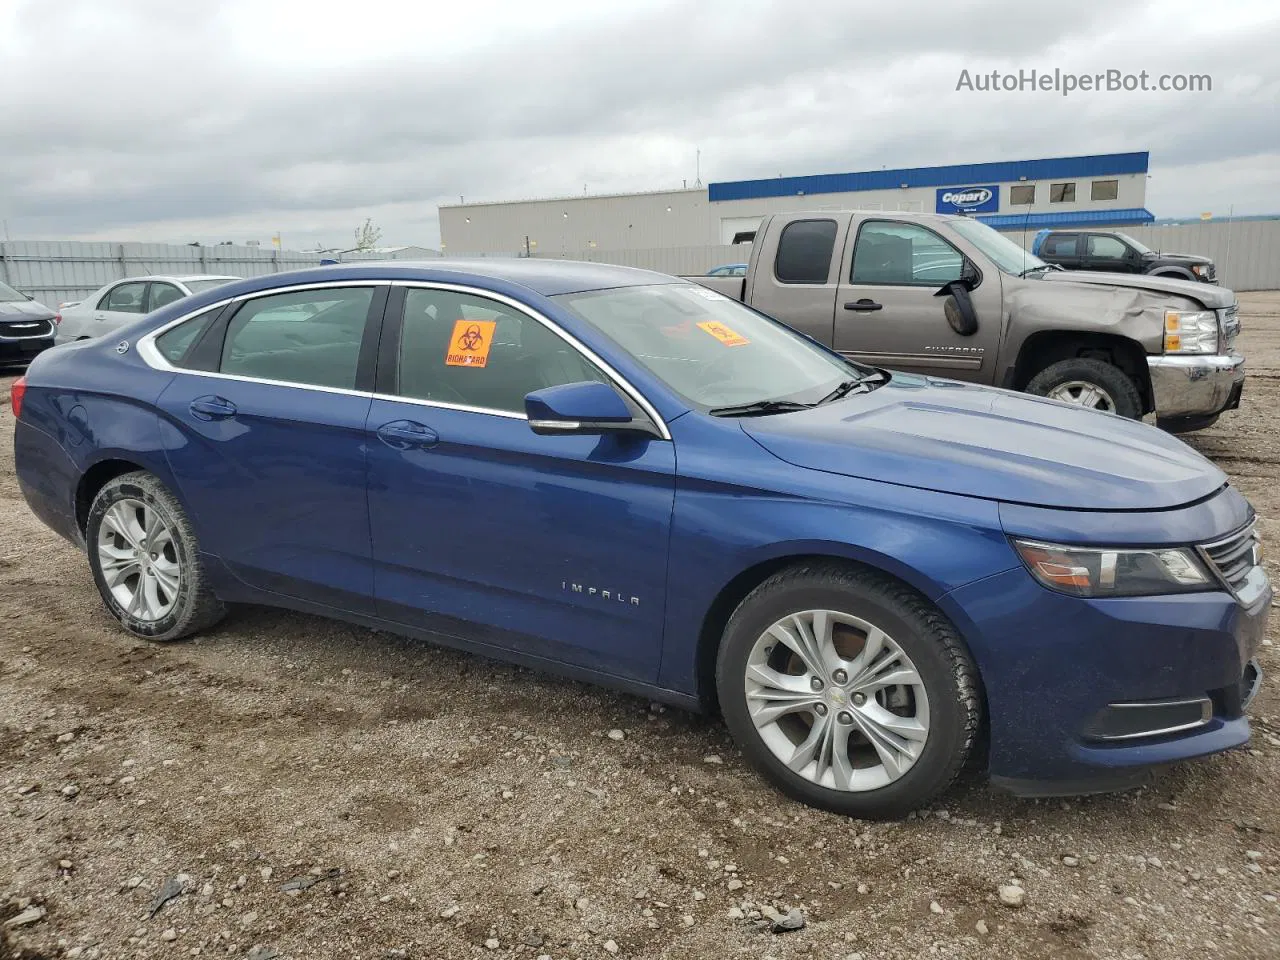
{"left": 1041, "top": 269, "right": 1233, "bottom": 308}
{"left": 740, "top": 375, "right": 1226, "bottom": 511}
{"left": 0, "top": 299, "right": 56, "bottom": 321}
{"left": 1145, "top": 252, "right": 1212, "bottom": 265}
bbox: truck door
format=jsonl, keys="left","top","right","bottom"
{"left": 832, "top": 218, "right": 1003, "bottom": 383}
{"left": 744, "top": 215, "right": 849, "bottom": 346}
{"left": 1039, "top": 232, "right": 1084, "bottom": 269}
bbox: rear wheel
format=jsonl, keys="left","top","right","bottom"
{"left": 86, "top": 471, "right": 225, "bottom": 642}
{"left": 716, "top": 563, "right": 981, "bottom": 819}
{"left": 1026, "top": 357, "right": 1143, "bottom": 419}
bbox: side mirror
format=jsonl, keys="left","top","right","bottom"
{"left": 934, "top": 279, "right": 979, "bottom": 336}
{"left": 525, "top": 381, "right": 659, "bottom": 438}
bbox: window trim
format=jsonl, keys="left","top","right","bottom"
{"left": 1009, "top": 184, "right": 1036, "bottom": 206}
{"left": 846, "top": 218, "right": 975, "bottom": 289}
{"left": 773, "top": 217, "right": 839, "bottom": 285}
{"left": 1049, "top": 182, "right": 1077, "bottom": 203}
{"left": 1090, "top": 179, "right": 1119, "bottom": 202}
{"left": 135, "top": 279, "right": 671, "bottom": 441}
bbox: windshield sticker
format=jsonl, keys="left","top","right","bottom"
{"left": 445, "top": 319, "right": 496, "bottom": 367}
{"left": 697, "top": 320, "right": 750, "bottom": 346}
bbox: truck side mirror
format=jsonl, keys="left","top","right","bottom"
{"left": 934, "top": 279, "right": 978, "bottom": 336}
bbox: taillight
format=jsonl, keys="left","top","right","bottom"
{"left": 9, "top": 375, "right": 26, "bottom": 418}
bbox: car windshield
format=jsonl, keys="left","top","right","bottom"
{"left": 554, "top": 283, "right": 872, "bottom": 410}
{"left": 949, "top": 218, "right": 1048, "bottom": 274}
{"left": 1115, "top": 232, "right": 1153, "bottom": 255}
{"left": 183, "top": 277, "right": 238, "bottom": 294}
{"left": 0, "top": 281, "right": 28, "bottom": 302}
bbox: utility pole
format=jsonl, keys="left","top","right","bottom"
{"left": 695, "top": 148, "right": 702, "bottom": 188}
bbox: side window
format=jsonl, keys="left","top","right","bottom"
{"left": 850, "top": 221, "right": 964, "bottom": 286}
{"left": 1091, "top": 179, "right": 1119, "bottom": 201}
{"left": 1010, "top": 184, "right": 1036, "bottom": 205}
{"left": 155, "top": 308, "right": 218, "bottom": 366}
{"left": 397, "top": 288, "right": 606, "bottom": 414}
{"left": 1050, "top": 182, "right": 1076, "bottom": 203}
{"left": 1043, "top": 234, "right": 1078, "bottom": 256}
{"left": 1088, "top": 236, "right": 1128, "bottom": 259}
{"left": 220, "top": 287, "right": 375, "bottom": 390}
{"left": 102, "top": 282, "right": 148, "bottom": 313}
{"left": 774, "top": 219, "right": 837, "bottom": 284}
{"left": 147, "top": 283, "right": 185, "bottom": 311}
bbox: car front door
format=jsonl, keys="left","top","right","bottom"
{"left": 152, "top": 283, "right": 387, "bottom": 612}
{"left": 832, "top": 219, "right": 1003, "bottom": 383}
{"left": 364, "top": 284, "right": 676, "bottom": 683}
{"left": 96, "top": 281, "right": 149, "bottom": 334}
{"left": 1082, "top": 234, "right": 1136, "bottom": 274}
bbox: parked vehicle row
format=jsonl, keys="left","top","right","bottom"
{"left": 11, "top": 260, "right": 1268, "bottom": 818}
{"left": 691, "top": 211, "right": 1243, "bottom": 433}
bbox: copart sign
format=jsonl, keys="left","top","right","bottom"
{"left": 936, "top": 185, "right": 1000, "bottom": 214}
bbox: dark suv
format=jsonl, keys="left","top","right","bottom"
{"left": 1033, "top": 229, "right": 1217, "bottom": 283}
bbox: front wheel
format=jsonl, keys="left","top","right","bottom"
{"left": 716, "top": 563, "right": 982, "bottom": 819}
{"left": 86, "top": 471, "right": 226, "bottom": 642}
{"left": 1026, "top": 357, "right": 1143, "bottom": 419}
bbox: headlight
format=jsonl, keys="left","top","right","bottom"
{"left": 1164, "top": 310, "right": 1219, "bottom": 354}
{"left": 1191, "top": 264, "right": 1214, "bottom": 278}
{"left": 1013, "top": 539, "right": 1214, "bottom": 597}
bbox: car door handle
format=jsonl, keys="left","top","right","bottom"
{"left": 189, "top": 396, "right": 238, "bottom": 420}
{"left": 376, "top": 420, "right": 439, "bottom": 450}
{"left": 844, "top": 299, "right": 883, "bottom": 312}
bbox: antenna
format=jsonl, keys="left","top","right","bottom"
{"left": 1020, "top": 198, "right": 1034, "bottom": 275}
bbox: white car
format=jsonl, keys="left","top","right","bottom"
{"left": 56, "top": 275, "right": 240, "bottom": 344}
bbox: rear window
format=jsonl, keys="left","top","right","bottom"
{"left": 774, "top": 219, "right": 837, "bottom": 284}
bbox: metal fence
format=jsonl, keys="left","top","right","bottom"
{"left": 0, "top": 241, "right": 436, "bottom": 308}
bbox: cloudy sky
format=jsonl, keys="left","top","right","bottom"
{"left": 1, "top": 0, "right": 1277, "bottom": 250}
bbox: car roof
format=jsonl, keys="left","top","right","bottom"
{"left": 211, "top": 259, "right": 680, "bottom": 299}
{"left": 105, "top": 275, "right": 241, "bottom": 284}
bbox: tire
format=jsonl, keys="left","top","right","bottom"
{"left": 1025, "top": 357, "right": 1143, "bottom": 419}
{"left": 716, "top": 562, "right": 981, "bottom": 819}
{"left": 85, "top": 470, "right": 226, "bottom": 642}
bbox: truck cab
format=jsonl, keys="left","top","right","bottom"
{"left": 690, "top": 211, "right": 1243, "bottom": 432}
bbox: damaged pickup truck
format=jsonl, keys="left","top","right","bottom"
{"left": 692, "top": 211, "right": 1244, "bottom": 432}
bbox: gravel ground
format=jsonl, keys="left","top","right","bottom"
{"left": 3, "top": 292, "right": 1279, "bottom": 960}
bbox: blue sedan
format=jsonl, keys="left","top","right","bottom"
{"left": 10, "top": 260, "right": 1269, "bottom": 818}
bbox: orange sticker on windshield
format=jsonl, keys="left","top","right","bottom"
{"left": 697, "top": 320, "right": 750, "bottom": 346}
{"left": 445, "top": 319, "right": 496, "bottom": 367}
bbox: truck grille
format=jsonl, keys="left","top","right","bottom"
{"left": 1221, "top": 304, "right": 1240, "bottom": 351}
{"left": 1200, "top": 522, "right": 1260, "bottom": 594}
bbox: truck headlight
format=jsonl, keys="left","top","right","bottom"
{"left": 1164, "top": 310, "right": 1219, "bottom": 354}
{"left": 1191, "top": 264, "right": 1214, "bottom": 279}
{"left": 1013, "top": 539, "right": 1214, "bottom": 597}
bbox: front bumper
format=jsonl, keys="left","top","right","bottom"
{"left": 0, "top": 334, "right": 55, "bottom": 366}
{"left": 1148, "top": 353, "right": 1245, "bottom": 421}
{"left": 940, "top": 561, "right": 1270, "bottom": 795}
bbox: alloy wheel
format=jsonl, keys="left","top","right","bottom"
{"left": 96, "top": 498, "right": 182, "bottom": 621}
{"left": 744, "top": 609, "right": 930, "bottom": 792}
{"left": 1046, "top": 380, "right": 1116, "bottom": 412}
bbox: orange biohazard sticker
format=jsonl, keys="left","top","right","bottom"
{"left": 445, "top": 319, "right": 496, "bottom": 367}
{"left": 697, "top": 320, "right": 750, "bottom": 346}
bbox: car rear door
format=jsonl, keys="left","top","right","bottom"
{"left": 1039, "top": 232, "right": 1084, "bottom": 269}
{"left": 96, "top": 281, "right": 150, "bottom": 335}
{"left": 146, "top": 281, "right": 187, "bottom": 312}
{"left": 744, "top": 215, "right": 849, "bottom": 346}
{"left": 152, "top": 282, "right": 387, "bottom": 612}
{"left": 363, "top": 284, "right": 676, "bottom": 683}
{"left": 1081, "top": 234, "right": 1135, "bottom": 273}
{"left": 832, "top": 218, "right": 1003, "bottom": 382}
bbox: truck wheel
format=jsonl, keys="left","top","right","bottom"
{"left": 716, "top": 563, "right": 982, "bottom": 819}
{"left": 86, "top": 471, "right": 226, "bottom": 642}
{"left": 1026, "top": 358, "right": 1143, "bottom": 419}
